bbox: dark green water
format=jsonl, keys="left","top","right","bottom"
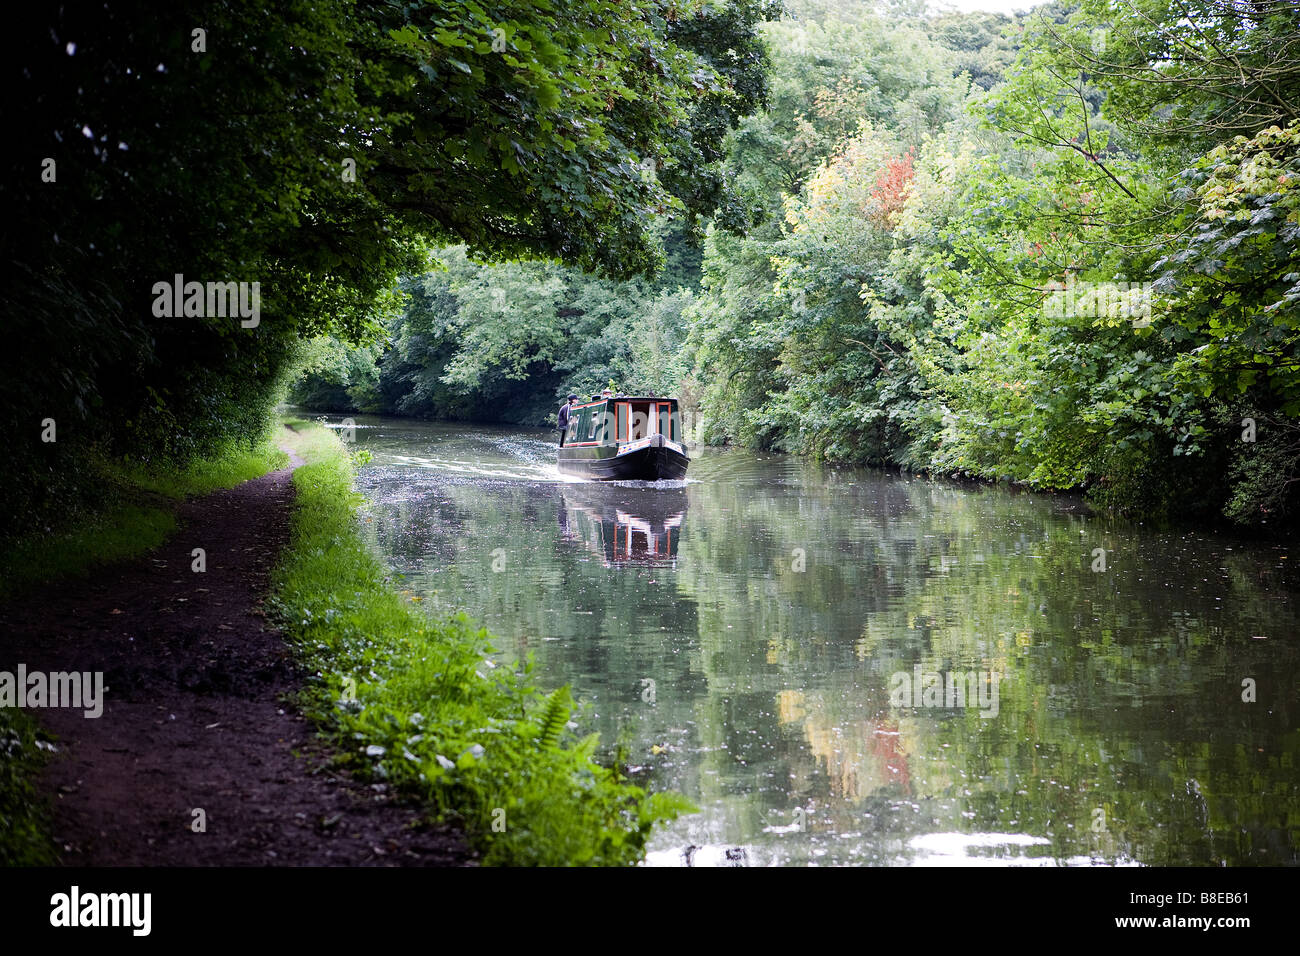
{"left": 337, "top": 414, "right": 1299, "bottom": 867}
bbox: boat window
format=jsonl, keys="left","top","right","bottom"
{"left": 657, "top": 403, "right": 671, "bottom": 440}
{"left": 586, "top": 405, "right": 600, "bottom": 441}
{"left": 669, "top": 407, "right": 681, "bottom": 442}
{"left": 630, "top": 402, "right": 651, "bottom": 440}
{"left": 616, "top": 403, "right": 629, "bottom": 442}
{"left": 571, "top": 408, "right": 589, "bottom": 443}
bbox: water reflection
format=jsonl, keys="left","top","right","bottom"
{"left": 558, "top": 483, "right": 687, "bottom": 567}
{"left": 329, "top": 414, "right": 1300, "bottom": 867}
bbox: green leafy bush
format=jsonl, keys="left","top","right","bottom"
{"left": 0, "top": 712, "right": 57, "bottom": 866}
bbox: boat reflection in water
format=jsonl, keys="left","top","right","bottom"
{"left": 557, "top": 483, "right": 687, "bottom": 567}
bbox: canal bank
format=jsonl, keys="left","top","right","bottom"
{"left": 0, "top": 435, "right": 471, "bottom": 866}
{"left": 2, "top": 420, "right": 682, "bottom": 866}
{"left": 270, "top": 420, "right": 692, "bottom": 865}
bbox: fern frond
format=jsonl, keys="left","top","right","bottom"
{"left": 536, "top": 686, "right": 572, "bottom": 750}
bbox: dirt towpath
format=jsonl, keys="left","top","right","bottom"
{"left": 0, "top": 452, "right": 474, "bottom": 866}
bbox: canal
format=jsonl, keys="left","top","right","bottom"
{"left": 339, "top": 414, "right": 1300, "bottom": 866}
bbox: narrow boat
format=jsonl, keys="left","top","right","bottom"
{"left": 557, "top": 393, "right": 689, "bottom": 481}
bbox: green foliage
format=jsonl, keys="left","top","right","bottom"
{"left": 723, "top": 3, "right": 994, "bottom": 223}
{"left": 1062, "top": 0, "right": 1300, "bottom": 154}
{"left": 111, "top": 440, "right": 290, "bottom": 501}
{"left": 292, "top": 234, "right": 700, "bottom": 424}
{"left": 271, "top": 422, "right": 694, "bottom": 865}
{"left": 688, "top": 4, "right": 1014, "bottom": 452}
{"left": 0, "top": 713, "right": 57, "bottom": 866}
{"left": 685, "top": 0, "right": 1300, "bottom": 531}
{"left": 535, "top": 687, "right": 573, "bottom": 750}
{"left": 25, "top": 0, "right": 1292, "bottom": 550}
{"left": 368, "top": 0, "right": 776, "bottom": 274}
{"left": 0, "top": 507, "right": 178, "bottom": 606}
{"left": 6, "top": 0, "right": 772, "bottom": 538}
{"left": 1153, "top": 122, "right": 1300, "bottom": 417}
{"left": 1223, "top": 416, "right": 1300, "bottom": 527}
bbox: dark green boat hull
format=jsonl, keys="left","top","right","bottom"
{"left": 557, "top": 443, "right": 689, "bottom": 481}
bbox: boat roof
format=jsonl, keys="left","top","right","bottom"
{"left": 571, "top": 395, "right": 678, "bottom": 408}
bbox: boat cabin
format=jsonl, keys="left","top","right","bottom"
{"left": 564, "top": 396, "right": 683, "bottom": 447}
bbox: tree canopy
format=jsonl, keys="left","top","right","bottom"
{"left": 11, "top": 0, "right": 1299, "bottom": 533}
{"left": 5, "top": 0, "right": 774, "bottom": 535}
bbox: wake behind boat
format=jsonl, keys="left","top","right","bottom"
{"left": 557, "top": 392, "right": 689, "bottom": 481}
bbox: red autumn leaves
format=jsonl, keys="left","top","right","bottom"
{"left": 869, "top": 149, "right": 915, "bottom": 229}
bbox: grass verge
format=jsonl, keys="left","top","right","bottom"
{"left": 0, "top": 439, "right": 288, "bottom": 602}
{"left": 271, "top": 420, "right": 693, "bottom": 865}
